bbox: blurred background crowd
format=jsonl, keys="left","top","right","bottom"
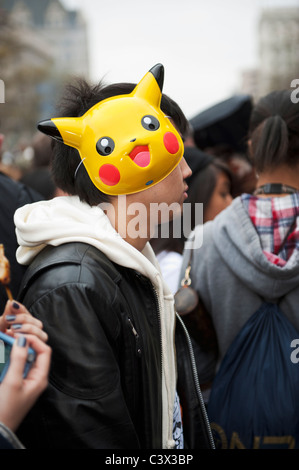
{"left": 0, "top": 0, "right": 298, "bottom": 450}
{"left": 0, "top": 0, "right": 298, "bottom": 198}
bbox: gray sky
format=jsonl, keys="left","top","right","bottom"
{"left": 62, "top": 0, "right": 299, "bottom": 119}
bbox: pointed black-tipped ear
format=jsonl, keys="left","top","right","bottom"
{"left": 37, "top": 119, "right": 63, "bottom": 142}
{"left": 149, "top": 64, "right": 164, "bottom": 92}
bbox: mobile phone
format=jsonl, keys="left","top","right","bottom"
{"left": 0, "top": 331, "right": 36, "bottom": 383}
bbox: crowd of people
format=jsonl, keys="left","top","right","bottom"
{"left": 0, "top": 63, "right": 298, "bottom": 450}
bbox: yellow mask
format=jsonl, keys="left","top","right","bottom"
{"left": 37, "top": 64, "right": 184, "bottom": 195}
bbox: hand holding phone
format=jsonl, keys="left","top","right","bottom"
{"left": 0, "top": 331, "right": 36, "bottom": 382}
{"left": 0, "top": 334, "right": 51, "bottom": 432}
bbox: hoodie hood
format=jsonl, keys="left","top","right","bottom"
{"left": 15, "top": 195, "right": 167, "bottom": 290}
{"left": 211, "top": 197, "right": 299, "bottom": 300}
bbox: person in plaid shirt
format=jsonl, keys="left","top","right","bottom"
{"left": 180, "top": 89, "right": 299, "bottom": 443}
{"left": 241, "top": 192, "right": 299, "bottom": 268}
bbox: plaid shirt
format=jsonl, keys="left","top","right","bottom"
{"left": 241, "top": 193, "right": 299, "bottom": 267}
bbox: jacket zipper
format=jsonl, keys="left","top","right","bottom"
{"left": 151, "top": 286, "right": 163, "bottom": 380}
{"left": 152, "top": 284, "right": 176, "bottom": 449}
{"left": 134, "top": 272, "right": 169, "bottom": 447}
{"left": 133, "top": 273, "right": 162, "bottom": 373}
{"left": 127, "top": 317, "right": 142, "bottom": 357}
{"left": 176, "top": 313, "right": 215, "bottom": 449}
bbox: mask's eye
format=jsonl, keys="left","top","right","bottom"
{"left": 96, "top": 137, "right": 115, "bottom": 156}
{"left": 141, "top": 115, "right": 160, "bottom": 131}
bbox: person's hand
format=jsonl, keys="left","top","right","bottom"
{"left": 0, "top": 300, "right": 48, "bottom": 343}
{"left": 0, "top": 334, "right": 51, "bottom": 431}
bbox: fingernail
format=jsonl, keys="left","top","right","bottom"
{"left": 11, "top": 323, "right": 22, "bottom": 330}
{"left": 17, "top": 335, "right": 26, "bottom": 347}
{"left": 12, "top": 302, "right": 20, "bottom": 309}
{"left": 5, "top": 315, "right": 16, "bottom": 322}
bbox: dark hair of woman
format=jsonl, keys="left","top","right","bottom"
{"left": 187, "top": 158, "right": 232, "bottom": 228}
{"left": 51, "top": 79, "right": 189, "bottom": 206}
{"left": 249, "top": 89, "right": 299, "bottom": 173}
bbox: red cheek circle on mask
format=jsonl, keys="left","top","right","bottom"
{"left": 163, "top": 132, "right": 180, "bottom": 154}
{"left": 99, "top": 164, "right": 120, "bottom": 186}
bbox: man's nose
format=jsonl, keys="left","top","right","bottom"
{"left": 181, "top": 156, "right": 192, "bottom": 180}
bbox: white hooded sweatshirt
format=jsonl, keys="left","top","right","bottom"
{"left": 14, "top": 195, "right": 177, "bottom": 449}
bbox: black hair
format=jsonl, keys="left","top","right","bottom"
{"left": 249, "top": 89, "right": 299, "bottom": 173}
{"left": 51, "top": 79, "right": 188, "bottom": 206}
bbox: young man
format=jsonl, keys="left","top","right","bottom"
{"left": 14, "top": 64, "right": 213, "bottom": 449}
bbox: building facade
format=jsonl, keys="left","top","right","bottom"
{"left": 0, "top": 0, "right": 90, "bottom": 157}
{"left": 240, "top": 6, "right": 299, "bottom": 101}
{"left": 2, "top": 0, "right": 89, "bottom": 78}
{"left": 258, "top": 6, "right": 299, "bottom": 96}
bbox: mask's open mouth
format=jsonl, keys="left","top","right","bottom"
{"left": 129, "top": 145, "right": 150, "bottom": 167}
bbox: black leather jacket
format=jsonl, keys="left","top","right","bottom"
{"left": 16, "top": 242, "right": 214, "bottom": 449}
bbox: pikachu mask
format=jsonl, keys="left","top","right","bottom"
{"left": 37, "top": 64, "right": 184, "bottom": 195}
